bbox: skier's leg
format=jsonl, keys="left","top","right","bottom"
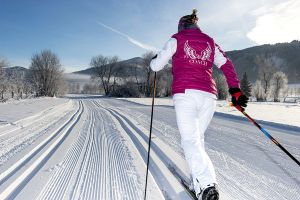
{"left": 173, "top": 92, "right": 216, "bottom": 196}
{"left": 193, "top": 93, "right": 217, "bottom": 194}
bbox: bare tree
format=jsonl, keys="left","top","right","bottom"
{"left": 269, "top": 71, "right": 288, "bottom": 102}
{"left": 0, "top": 59, "right": 7, "bottom": 76}
{"left": 130, "top": 63, "right": 146, "bottom": 96}
{"left": 0, "top": 80, "right": 8, "bottom": 100}
{"left": 23, "top": 81, "right": 33, "bottom": 98}
{"left": 0, "top": 59, "right": 8, "bottom": 100}
{"left": 255, "top": 56, "right": 276, "bottom": 100}
{"left": 132, "top": 63, "right": 141, "bottom": 86}
{"left": 29, "top": 50, "right": 64, "bottom": 97}
{"left": 9, "top": 70, "right": 25, "bottom": 99}
{"left": 90, "top": 55, "right": 120, "bottom": 95}
{"left": 141, "top": 52, "right": 156, "bottom": 97}
{"left": 156, "top": 66, "right": 172, "bottom": 97}
{"left": 252, "top": 80, "right": 265, "bottom": 101}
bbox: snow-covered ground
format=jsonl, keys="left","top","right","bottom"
{"left": 120, "top": 98, "right": 300, "bottom": 128}
{"left": 0, "top": 96, "right": 299, "bottom": 200}
{"left": 0, "top": 97, "right": 69, "bottom": 126}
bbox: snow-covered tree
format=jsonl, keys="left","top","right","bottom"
{"left": 23, "top": 81, "right": 33, "bottom": 98}
{"left": 0, "top": 59, "right": 7, "bottom": 79}
{"left": 29, "top": 50, "right": 65, "bottom": 97}
{"left": 269, "top": 71, "right": 288, "bottom": 102}
{"left": 0, "top": 59, "right": 7, "bottom": 99}
{"left": 9, "top": 70, "right": 25, "bottom": 99}
{"left": 255, "top": 56, "right": 276, "bottom": 100}
{"left": 252, "top": 80, "right": 265, "bottom": 101}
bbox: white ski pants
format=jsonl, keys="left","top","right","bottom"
{"left": 173, "top": 89, "right": 217, "bottom": 195}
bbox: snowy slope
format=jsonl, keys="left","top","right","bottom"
{"left": 0, "top": 96, "right": 299, "bottom": 200}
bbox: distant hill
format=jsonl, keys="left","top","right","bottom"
{"left": 3, "top": 66, "right": 28, "bottom": 78}
{"left": 226, "top": 40, "right": 300, "bottom": 83}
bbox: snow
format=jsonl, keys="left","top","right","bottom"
{"left": 0, "top": 97, "right": 69, "bottom": 126}
{"left": 0, "top": 95, "right": 299, "bottom": 200}
{"left": 120, "top": 98, "right": 300, "bottom": 128}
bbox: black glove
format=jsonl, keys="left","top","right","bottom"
{"left": 229, "top": 88, "right": 248, "bottom": 108}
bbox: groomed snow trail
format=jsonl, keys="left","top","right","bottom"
{"left": 37, "top": 100, "right": 145, "bottom": 200}
{"left": 0, "top": 96, "right": 299, "bottom": 200}
{"left": 0, "top": 100, "right": 75, "bottom": 166}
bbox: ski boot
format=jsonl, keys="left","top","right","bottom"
{"left": 197, "top": 183, "right": 219, "bottom": 200}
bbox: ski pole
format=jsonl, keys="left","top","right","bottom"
{"left": 144, "top": 72, "right": 157, "bottom": 200}
{"left": 231, "top": 103, "right": 300, "bottom": 167}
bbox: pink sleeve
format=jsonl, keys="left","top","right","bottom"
{"left": 214, "top": 44, "right": 240, "bottom": 88}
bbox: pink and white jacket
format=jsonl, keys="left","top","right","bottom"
{"left": 150, "top": 28, "right": 240, "bottom": 96}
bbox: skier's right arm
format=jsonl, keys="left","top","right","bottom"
{"left": 150, "top": 38, "right": 177, "bottom": 71}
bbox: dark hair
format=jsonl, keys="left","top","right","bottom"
{"left": 178, "top": 9, "right": 199, "bottom": 32}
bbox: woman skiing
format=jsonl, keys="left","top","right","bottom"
{"left": 150, "top": 9, "right": 248, "bottom": 200}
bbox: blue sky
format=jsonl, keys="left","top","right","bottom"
{"left": 0, "top": 0, "right": 299, "bottom": 72}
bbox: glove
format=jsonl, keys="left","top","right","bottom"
{"left": 229, "top": 88, "right": 248, "bottom": 108}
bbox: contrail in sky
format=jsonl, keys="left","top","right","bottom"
{"left": 96, "top": 21, "right": 160, "bottom": 52}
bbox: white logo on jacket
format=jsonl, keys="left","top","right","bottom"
{"left": 184, "top": 41, "right": 212, "bottom": 65}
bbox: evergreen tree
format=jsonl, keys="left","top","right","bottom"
{"left": 241, "top": 72, "right": 252, "bottom": 97}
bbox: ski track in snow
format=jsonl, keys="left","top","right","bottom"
{"left": 0, "top": 101, "right": 75, "bottom": 167}
{"left": 0, "top": 96, "right": 299, "bottom": 200}
{"left": 96, "top": 102, "right": 193, "bottom": 200}
{"left": 31, "top": 100, "right": 144, "bottom": 200}
{"left": 0, "top": 101, "right": 83, "bottom": 199}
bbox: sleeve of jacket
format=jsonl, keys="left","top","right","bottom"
{"left": 150, "top": 38, "right": 177, "bottom": 72}
{"left": 213, "top": 43, "right": 240, "bottom": 88}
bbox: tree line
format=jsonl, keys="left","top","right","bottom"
{"left": 1, "top": 49, "right": 298, "bottom": 102}
{"left": 90, "top": 52, "right": 298, "bottom": 102}
{"left": 214, "top": 55, "right": 295, "bottom": 102}
{"left": 89, "top": 52, "right": 171, "bottom": 98}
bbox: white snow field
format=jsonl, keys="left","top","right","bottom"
{"left": 0, "top": 95, "right": 299, "bottom": 200}
{"left": 121, "top": 98, "right": 300, "bottom": 128}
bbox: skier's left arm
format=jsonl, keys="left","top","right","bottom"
{"left": 214, "top": 43, "right": 248, "bottom": 108}
{"left": 150, "top": 38, "right": 177, "bottom": 71}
